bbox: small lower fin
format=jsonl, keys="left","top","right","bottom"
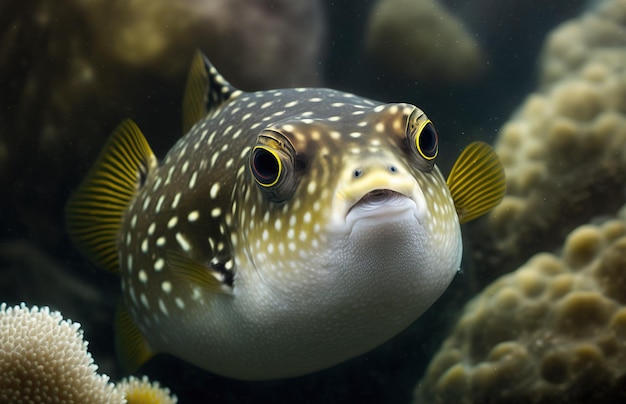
{"left": 65, "top": 120, "right": 156, "bottom": 273}
{"left": 447, "top": 141, "right": 506, "bottom": 224}
{"left": 167, "top": 250, "right": 234, "bottom": 294}
{"left": 115, "top": 303, "right": 155, "bottom": 373}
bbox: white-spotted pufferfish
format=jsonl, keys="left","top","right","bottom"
{"left": 66, "top": 52, "right": 505, "bottom": 380}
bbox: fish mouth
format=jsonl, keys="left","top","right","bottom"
{"left": 348, "top": 189, "right": 414, "bottom": 216}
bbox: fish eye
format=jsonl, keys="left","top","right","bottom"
{"left": 250, "top": 130, "right": 299, "bottom": 203}
{"left": 415, "top": 120, "right": 438, "bottom": 160}
{"left": 251, "top": 146, "right": 282, "bottom": 187}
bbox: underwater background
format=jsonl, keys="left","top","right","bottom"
{"left": 2, "top": 0, "right": 626, "bottom": 402}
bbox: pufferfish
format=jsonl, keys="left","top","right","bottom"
{"left": 66, "top": 52, "right": 505, "bottom": 381}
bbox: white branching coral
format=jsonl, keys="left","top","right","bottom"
{"left": 0, "top": 302, "right": 124, "bottom": 403}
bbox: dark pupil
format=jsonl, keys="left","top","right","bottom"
{"left": 253, "top": 149, "right": 280, "bottom": 184}
{"left": 419, "top": 123, "right": 438, "bottom": 157}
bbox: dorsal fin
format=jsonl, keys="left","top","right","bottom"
{"left": 182, "top": 51, "right": 239, "bottom": 133}
{"left": 446, "top": 141, "right": 506, "bottom": 224}
{"left": 65, "top": 120, "right": 156, "bottom": 273}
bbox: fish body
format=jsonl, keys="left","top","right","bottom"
{"left": 66, "top": 52, "right": 505, "bottom": 380}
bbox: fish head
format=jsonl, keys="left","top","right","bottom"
{"left": 240, "top": 101, "right": 461, "bottom": 312}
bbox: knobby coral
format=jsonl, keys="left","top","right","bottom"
{"left": 474, "top": 0, "right": 626, "bottom": 279}
{"left": 416, "top": 209, "right": 626, "bottom": 403}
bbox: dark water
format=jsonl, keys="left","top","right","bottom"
{"left": 4, "top": 0, "right": 618, "bottom": 402}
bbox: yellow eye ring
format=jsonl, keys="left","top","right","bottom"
{"left": 415, "top": 120, "right": 438, "bottom": 160}
{"left": 251, "top": 146, "right": 282, "bottom": 187}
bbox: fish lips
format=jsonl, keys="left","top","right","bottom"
{"left": 346, "top": 189, "right": 419, "bottom": 226}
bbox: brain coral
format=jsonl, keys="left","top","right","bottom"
{"left": 0, "top": 302, "right": 124, "bottom": 403}
{"left": 474, "top": 0, "right": 626, "bottom": 278}
{"left": 416, "top": 212, "right": 626, "bottom": 403}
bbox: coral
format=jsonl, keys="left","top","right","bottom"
{"left": 365, "top": 0, "right": 484, "bottom": 83}
{"left": 0, "top": 302, "right": 124, "bottom": 403}
{"left": 473, "top": 0, "right": 626, "bottom": 278}
{"left": 0, "top": 302, "right": 179, "bottom": 403}
{"left": 415, "top": 212, "right": 626, "bottom": 403}
{"left": 117, "top": 375, "right": 177, "bottom": 404}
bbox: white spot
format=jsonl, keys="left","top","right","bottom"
{"left": 141, "top": 239, "right": 149, "bottom": 254}
{"left": 303, "top": 211, "right": 312, "bottom": 223}
{"left": 172, "top": 192, "right": 182, "bottom": 209}
{"left": 309, "top": 97, "right": 322, "bottom": 102}
{"left": 161, "top": 281, "right": 172, "bottom": 293}
{"left": 182, "top": 161, "right": 190, "bottom": 174}
{"left": 285, "top": 100, "right": 298, "bottom": 108}
{"left": 140, "top": 293, "right": 149, "bottom": 309}
{"left": 130, "top": 214, "right": 138, "bottom": 229}
{"left": 142, "top": 196, "right": 152, "bottom": 212}
{"left": 158, "top": 299, "right": 169, "bottom": 316}
{"left": 211, "top": 207, "right": 222, "bottom": 218}
{"left": 189, "top": 171, "right": 198, "bottom": 189}
{"left": 211, "top": 151, "right": 220, "bottom": 167}
{"left": 154, "top": 258, "right": 164, "bottom": 272}
{"left": 156, "top": 195, "right": 165, "bottom": 214}
{"left": 148, "top": 222, "right": 156, "bottom": 236}
{"left": 349, "top": 132, "right": 362, "bottom": 138}
{"left": 262, "top": 229, "right": 269, "bottom": 241}
{"left": 156, "top": 237, "right": 166, "bottom": 247}
{"left": 138, "top": 269, "right": 148, "bottom": 284}
{"left": 330, "top": 131, "right": 341, "bottom": 139}
{"left": 188, "top": 210, "right": 200, "bottom": 222}
{"left": 175, "top": 298, "right": 185, "bottom": 309}
{"left": 127, "top": 255, "right": 133, "bottom": 271}
{"left": 307, "top": 182, "right": 317, "bottom": 194}
{"left": 176, "top": 233, "right": 192, "bottom": 252}
{"left": 125, "top": 233, "right": 132, "bottom": 247}
{"left": 375, "top": 122, "right": 384, "bottom": 132}
{"left": 274, "top": 218, "right": 282, "bottom": 231}
{"left": 152, "top": 176, "right": 162, "bottom": 192}
{"left": 328, "top": 116, "right": 341, "bottom": 122}
{"left": 240, "top": 146, "right": 251, "bottom": 159}
{"left": 210, "top": 183, "right": 220, "bottom": 199}
{"left": 167, "top": 216, "right": 178, "bottom": 229}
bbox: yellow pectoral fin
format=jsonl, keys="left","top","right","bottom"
{"left": 65, "top": 119, "right": 156, "bottom": 273}
{"left": 115, "top": 303, "right": 155, "bottom": 373}
{"left": 447, "top": 141, "right": 506, "bottom": 224}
